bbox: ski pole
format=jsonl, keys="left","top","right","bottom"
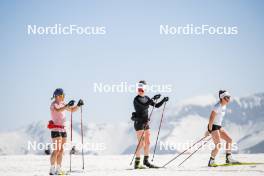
{"left": 129, "top": 100, "right": 157, "bottom": 166}
{"left": 178, "top": 137, "right": 212, "bottom": 166}
{"left": 80, "top": 106, "right": 85, "bottom": 170}
{"left": 70, "top": 111, "right": 73, "bottom": 172}
{"left": 162, "top": 135, "right": 208, "bottom": 168}
{"left": 151, "top": 102, "right": 167, "bottom": 162}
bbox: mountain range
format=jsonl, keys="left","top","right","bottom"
{"left": 0, "top": 92, "right": 263, "bottom": 155}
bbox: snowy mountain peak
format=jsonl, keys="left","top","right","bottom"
{"left": 0, "top": 92, "right": 264, "bottom": 155}
{"left": 177, "top": 94, "right": 217, "bottom": 107}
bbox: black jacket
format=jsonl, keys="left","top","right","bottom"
{"left": 133, "top": 95, "right": 164, "bottom": 123}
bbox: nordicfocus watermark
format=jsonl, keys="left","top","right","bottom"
{"left": 159, "top": 140, "right": 238, "bottom": 152}
{"left": 93, "top": 82, "right": 173, "bottom": 93}
{"left": 160, "top": 24, "right": 238, "bottom": 35}
{"left": 27, "top": 140, "right": 106, "bottom": 152}
{"left": 27, "top": 24, "right": 106, "bottom": 35}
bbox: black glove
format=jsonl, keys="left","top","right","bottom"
{"left": 152, "top": 94, "right": 161, "bottom": 100}
{"left": 67, "top": 100, "right": 75, "bottom": 107}
{"left": 131, "top": 112, "right": 137, "bottom": 121}
{"left": 77, "top": 99, "right": 84, "bottom": 107}
{"left": 163, "top": 97, "right": 169, "bottom": 102}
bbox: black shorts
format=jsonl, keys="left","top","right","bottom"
{"left": 51, "top": 131, "right": 67, "bottom": 138}
{"left": 134, "top": 121, "right": 150, "bottom": 131}
{"left": 208, "top": 124, "right": 222, "bottom": 132}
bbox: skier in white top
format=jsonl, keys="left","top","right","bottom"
{"left": 207, "top": 90, "right": 239, "bottom": 166}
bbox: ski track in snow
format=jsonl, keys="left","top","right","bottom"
{"left": 0, "top": 154, "right": 263, "bottom": 176}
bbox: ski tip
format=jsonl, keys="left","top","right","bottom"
{"left": 208, "top": 162, "right": 264, "bottom": 167}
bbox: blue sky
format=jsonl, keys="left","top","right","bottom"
{"left": 0, "top": 0, "right": 263, "bottom": 131}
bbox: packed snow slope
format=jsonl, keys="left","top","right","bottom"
{"left": 0, "top": 154, "right": 263, "bottom": 176}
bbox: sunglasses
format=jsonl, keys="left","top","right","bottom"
{"left": 224, "top": 96, "right": 230, "bottom": 101}
{"left": 57, "top": 94, "right": 64, "bottom": 98}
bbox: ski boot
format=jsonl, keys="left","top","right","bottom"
{"left": 226, "top": 153, "right": 240, "bottom": 164}
{"left": 56, "top": 165, "right": 65, "bottom": 175}
{"left": 49, "top": 165, "right": 56, "bottom": 175}
{"left": 143, "top": 156, "right": 160, "bottom": 168}
{"left": 134, "top": 157, "right": 146, "bottom": 169}
{"left": 208, "top": 157, "right": 217, "bottom": 167}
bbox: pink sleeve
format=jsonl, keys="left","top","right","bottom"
{"left": 50, "top": 103, "right": 54, "bottom": 111}
{"left": 50, "top": 102, "right": 60, "bottom": 111}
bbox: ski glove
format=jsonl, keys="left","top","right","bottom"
{"left": 152, "top": 94, "right": 161, "bottom": 100}
{"left": 162, "top": 97, "right": 169, "bottom": 102}
{"left": 77, "top": 99, "right": 84, "bottom": 107}
{"left": 67, "top": 100, "right": 75, "bottom": 107}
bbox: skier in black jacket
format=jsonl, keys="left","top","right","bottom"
{"left": 132, "top": 80, "right": 169, "bottom": 169}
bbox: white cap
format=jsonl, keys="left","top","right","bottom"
{"left": 219, "top": 91, "right": 231, "bottom": 99}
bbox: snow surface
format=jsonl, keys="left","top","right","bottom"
{"left": 0, "top": 154, "right": 263, "bottom": 176}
